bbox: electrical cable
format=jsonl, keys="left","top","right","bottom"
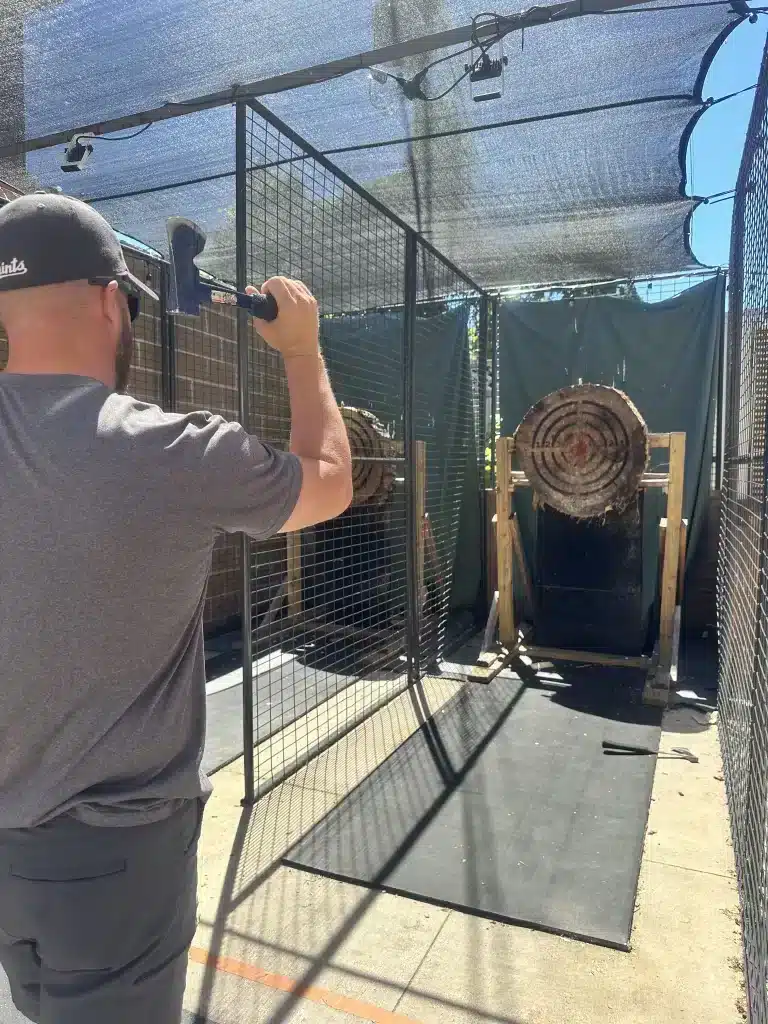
{"left": 75, "top": 123, "right": 153, "bottom": 145}
{"left": 370, "top": 11, "right": 506, "bottom": 103}
{"left": 368, "top": 0, "right": 759, "bottom": 105}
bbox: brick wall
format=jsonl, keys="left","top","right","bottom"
{"left": 127, "top": 258, "right": 291, "bottom": 635}
{"left": 0, "top": 254, "right": 291, "bottom": 637}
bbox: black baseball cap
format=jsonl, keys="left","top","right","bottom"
{"left": 0, "top": 192, "right": 158, "bottom": 303}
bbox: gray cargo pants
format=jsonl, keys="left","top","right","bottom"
{"left": 0, "top": 800, "right": 201, "bottom": 1024}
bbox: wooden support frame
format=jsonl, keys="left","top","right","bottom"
{"left": 496, "top": 436, "right": 515, "bottom": 648}
{"left": 657, "top": 431, "right": 686, "bottom": 674}
{"left": 472, "top": 430, "right": 686, "bottom": 706}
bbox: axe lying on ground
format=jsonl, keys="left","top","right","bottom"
{"left": 166, "top": 217, "right": 278, "bottom": 321}
{"left": 602, "top": 740, "right": 698, "bottom": 763}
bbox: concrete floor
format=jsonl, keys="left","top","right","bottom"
{"left": 185, "top": 672, "right": 744, "bottom": 1024}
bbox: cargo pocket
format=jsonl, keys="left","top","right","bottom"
{"left": 10, "top": 859, "right": 126, "bottom": 883}
{"left": 11, "top": 856, "right": 130, "bottom": 973}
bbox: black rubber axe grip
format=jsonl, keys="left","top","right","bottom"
{"left": 237, "top": 291, "right": 278, "bottom": 322}
{"left": 602, "top": 740, "right": 656, "bottom": 756}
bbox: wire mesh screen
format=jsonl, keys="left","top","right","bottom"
{"left": 718, "top": 40, "right": 768, "bottom": 1024}
{"left": 175, "top": 303, "right": 242, "bottom": 634}
{"left": 124, "top": 252, "right": 164, "bottom": 406}
{"left": 414, "top": 244, "right": 483, "bottom": 670}
{"left": 243, "top": 102, "right": 412, "bottom": 796}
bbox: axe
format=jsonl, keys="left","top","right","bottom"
{"left": 166, "top": 217, "right": 278, "bottom": 321}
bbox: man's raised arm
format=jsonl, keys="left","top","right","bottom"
{"left": 251, "top": 277, "right": 352, "bottom": 532}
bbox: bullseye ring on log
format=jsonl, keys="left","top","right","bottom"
{"left": 341, "top": 407, "right": 400, "bottom": 506}
{"left": 514, "top": 384, "right": 649, "bottom": 519}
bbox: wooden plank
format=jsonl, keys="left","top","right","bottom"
{"left": 649, "top": 433, "right": 671, "bottom": 448}
{"left": 468, "top": 649, "right": 513, "bottom": 684}
{"left": 658, "top": 432, "right": 686, "bottom": 672}
{"left": 671, "top": 605, "right": 682, "bottom": 683}
{"left": 415, "top": 440, "right": 427, "bottom": 614}
{"left": 481, "top": 591, "right": 499, "bottom": 654}
{"left": 468, "top": 625, "right": 531, "bottom": 684}
{"left": 510, "top": 512, "right": 534, "bottom": 620}
{"left": 496, "top": 436, "right": 515, "bottom": 648}
{"left": 508, "top": 470, "right": 668, "bottom": 489}
{"left": 286, "top": 532, "right": 302, "bottom": 616}
{"left": 522, "top": 645, "right": 650, "bottom": 669}
{"left": 659, "top": 517, "right": 688, "bottom": 604}
{"left": 485, "top": 488, "right": 498, "bottom": 607}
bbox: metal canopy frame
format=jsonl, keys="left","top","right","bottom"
{"left": 0, "top": 0, "right": 681, "bottom": 161}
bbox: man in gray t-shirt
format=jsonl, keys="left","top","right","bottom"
{"left": 0, "top": 194, "right": 351, "bottom": 1023}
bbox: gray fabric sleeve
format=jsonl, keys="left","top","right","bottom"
{"left": 176, "top": 413, "right": 302, "bottom": 539}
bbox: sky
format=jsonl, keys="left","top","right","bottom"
{"left": 688, "top": 12, "right": 768, "bottom": 267}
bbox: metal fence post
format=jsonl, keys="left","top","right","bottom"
{"left": 490, "top": 297, "right": 499, "bottom": 488}
{"left": 159, "top": 261, "right": 177, "bottom": 413}
{"left": 236, "top": 100, "right": 255, "bottom": 805}
{"left": 478, "top": 295, "right": 490, "bottom": 616}
{"left": 714, "top": 271, "right": 726, "bottom": 492}
{"left": 403, "top": 230, "right": 420, "bottom": 687}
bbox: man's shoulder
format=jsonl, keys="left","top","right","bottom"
{"left": 97, "top": 396, "right": 238, "bottom": 480}
{"left": 100, "top": 393, "right": 227, "bottom": 442}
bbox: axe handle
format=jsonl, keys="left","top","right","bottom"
{"left": 237, "top": 290, "right": 278, "bottom": 322}
{"left": 602, "top": 740, "right": 656, "bottom": 756}
{"left": 202, "top": 280, "right": 278, "bottom": 322}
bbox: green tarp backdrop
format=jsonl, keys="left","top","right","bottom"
{"left": 498, "top": 275, "right": 725, "bottom": 639}
{"left": 323, "top": 306, "right": 482, "bottom": 623}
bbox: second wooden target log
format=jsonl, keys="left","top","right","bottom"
{"left": 514, "top": 384, "right": 649, "bottom": 519}
{"left": 341, "top": 407, "right": 402, "bottom": 506}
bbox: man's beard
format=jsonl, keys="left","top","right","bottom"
{"left": 114, "top": 306, "right": 134, "bottom": 393}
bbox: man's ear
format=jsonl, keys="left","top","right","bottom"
{"left": 99, "top": 280, "right": 121, "bottom": 326}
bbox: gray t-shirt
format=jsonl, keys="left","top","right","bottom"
{"left": 0, "top": 374, "right": 301, "bottom": 829}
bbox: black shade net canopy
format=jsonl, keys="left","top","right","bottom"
{"left": 0, "top": 0, "right": 751, "bottom": 287}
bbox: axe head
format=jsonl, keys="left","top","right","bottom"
{"left": 167, "top": 217, "right": 208, "bottom": 316}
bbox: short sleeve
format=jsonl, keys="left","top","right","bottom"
{"left": 172, "top": 412, "right": 302, "bottom": 539}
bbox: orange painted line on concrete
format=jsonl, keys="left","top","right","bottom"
{"left": 188, "top": 946, "right": 422, "bottom": 1024}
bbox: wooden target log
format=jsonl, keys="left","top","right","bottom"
{"left": 514, "top": 384, "right": 649, "bottom": 519}
{"left": 341, "top": 407, "right": 401, "bottom": 506}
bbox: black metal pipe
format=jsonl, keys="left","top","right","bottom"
{"left": 159, "top": 263, "right": 177, "bottom": 413}
{"left": 0, "top": 0, "right": 678, "bottom": 162}
{"left": 403, "top": 230, "right": 420, "bottom": 688}
{"left": 714, "top": 270, "right": 727, "bottom": 491}
{"left": 490, "top": 296, "right": 499, "bottom": 488}
{"left": 477, "top": 295, "right": 490, "bottom": 618}
{"left": 235, "top": 101, "right": 256, "bottom": 806}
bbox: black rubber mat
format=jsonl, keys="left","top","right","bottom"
{"left": 285, "top": 663, "right": 662, "bottom": 950}
{"left": 203, "top": 656, "right": 354, "bottom": 775}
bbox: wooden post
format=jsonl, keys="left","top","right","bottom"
{"left": 496, "top": 436, "right": 515, "bottom": 648}
{"left": 286, "top": 533, "right": 302, "bottom": 617}
{"left": 659, "top": 516, "right": 688, "bottom": 605}
{"left": 658, "top": 432, "right": 686, "bottom": 671}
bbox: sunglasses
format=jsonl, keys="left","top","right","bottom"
{"left": 89, "top": 278, "right": 140, "bottom": 322}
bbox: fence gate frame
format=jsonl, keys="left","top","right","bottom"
{"left": 232, "top": 99, "right": 495, "bottom": 805}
